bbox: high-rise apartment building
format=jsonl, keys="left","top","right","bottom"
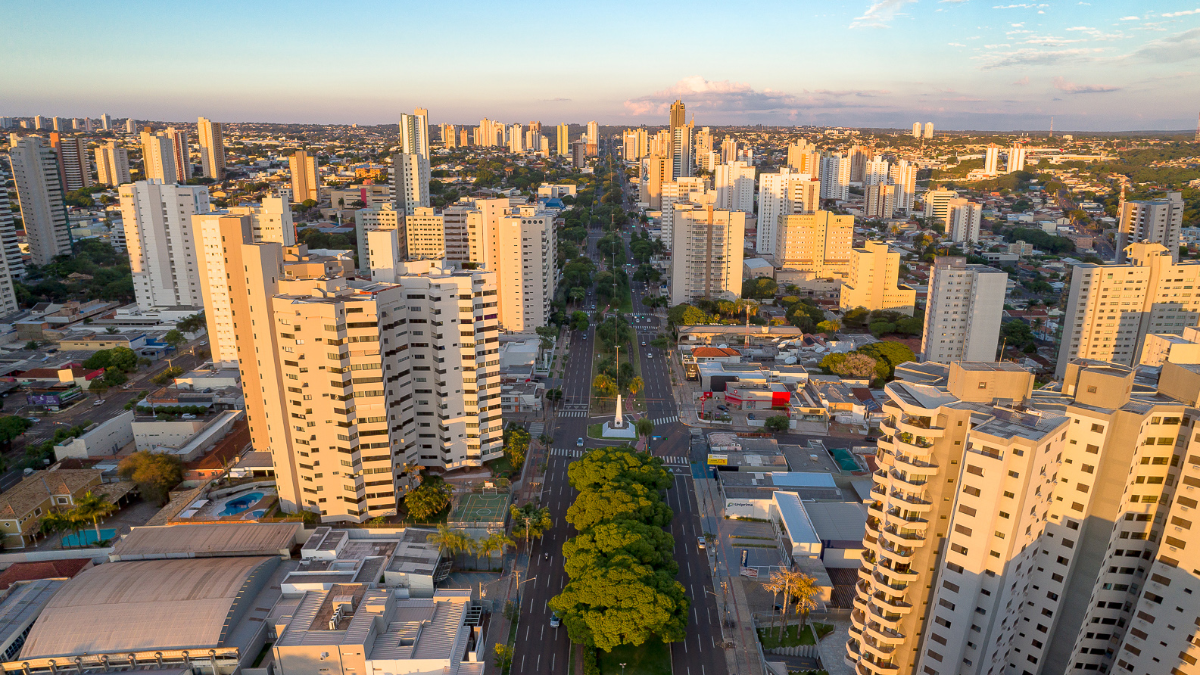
{"left": 288, "top": 151, "right": 320, "bottom": 203}
{"left": 863, "top": 155, "right": 889, "bottom": 186}
{"left": 947, "top": 198, "right": 983, "bottom": 244}
{"left": 508, "top": 124, "right": 524, "bottom": 153}
{"left": 48, "top": 133, "right": 92, "bottom": 192}
{"left": 921, "top": 257, "right": 1007, "bottom": 363}
{"left": 714, "top": 161, "right": 755, "bottom": 213}
{"left": 1056, "top": 242, "right": 1200, "bottom": 377}
{"left": 557, "top": 124, "right": 569, "bottom": 156}
{"left": 923, "top": 122, "right": 934, "bottom": 139}
{"left": 923, "top": 189, "right": 958, "bottom": 227}
{"left": 100, "top": 113, "right": 111, "bottom": 131}
{"left": 586, "top": 120, "right": 598, "bottom": 147}
{"left": 119, "top": 180, "right": 211, "bottom": 310}
{"left": 139, "top": 129, "right": 189, "bottom": 183}
{"left": 848, "top": 144, "right": 870, "bottom": 184}
{"left": 95, "top": 141, "right": 131, "bottom": 186}
{"left": 912, "top": 122, "right": 921, "bottom": 138}
{"left": 669, "top": 100, "right": 686, "bottom": 130}
{"left": 819, "top": 152, "right": 850, "bottom": 201}
{"left": 669, "top": 203, "right": 745, "bottom": 306}
{"left": 494, "top": 206, "right": 556, "bottom": 333}
{"left": 864, "top": 184, "right": 895, "bottom": 219}
{"left": 124, "top": 118, "right": 136, "bottom": 134}
{"left": 660, "top": 177, "right": 709, "bottom": 249}
{"left": 984, "top": 143, "right": 1001, "bottom": 176}
{"left": 392, "top": 153, "right": 430, "bottom": 216}
{"left": 196, "top": 117, "right": 226, "bottom": 180}
{"left": 403, "top": 207, "right": 445, "bottom": 260}
{"left": 10, "top": 136, "right": 71, "bottom": 265}
{"left": 400, "top": 109, "right": 429, "bottom": 160}
{"left": 623, "top": 128, "right": 647, "bottom": 161}
{"left": 757, "top": 169, "right": 820, "bottom": 257}
{"left": 354, "top": 203, "right": 403, "bottom": 270}
{"left": 694, "top": 126, "right": 713, "bottom": 159}
{"left": 1116, "top": 191, "right": 1185, "bottom": 263}
{"left": 720, "top": 138, "right": 739, "bottom": 165}
{"left": 640, "top": 154, "right": 670, "bottom": 210}
{"left": 1007, "top": 142, "right": 1026, "bottom": 173}
{"left": 891, "top": 160, "right": 918, "bottom": 215}
{"left": 787, "top": 139, "right": 818, "bottom": 174}
{"left": 774, "top": 210, "right": 853, "bottom": 278}
{"left": 671, "top": 124, "right": 692, "bottom": 180}
{"left": 839, "top": 241, "right": 915, "bottom": 314}
{"left": 0, "top": 191, "right": 22, "bottom": 311}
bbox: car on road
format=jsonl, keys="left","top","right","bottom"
{"left": 576, "top": 437, "right": 584, "bottom": 447}
{"left": 747, "top": 413, "right": 756, "bottom": 420}
{"left": 651, "top": 435, "right": 663, "bottom": 441}
{"left": 646, "top": 353, "right": 652, "bottom": 359}
{"left": 181, "top": 413, "right": 197, "bottom": 420}
{"left": 93, "top": 399, "right": 104, "bottom": 406}
{"left": 641, "top": 341, "right": 646, "bottom": 346}
{"left": 550, "top": 613, "right": 561, "bottom": 628}
{"left": 26, "top": 418, "right": 40, "bottom": 424}
{"left": 717, "top": 405, "right": 729, "bottom": 412}
{"left": 697, "top": 537, "right": 706, "bottom": 550}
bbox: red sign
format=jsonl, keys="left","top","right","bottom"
{"left": 700, "top": 391, "right": 713, "bottom": 400}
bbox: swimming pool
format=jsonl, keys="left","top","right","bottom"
{"left": 62, "top": 528, "right": 116, "bottom": 547}
{"left": 219, "top": 492, "right": 264, "bottom": 516}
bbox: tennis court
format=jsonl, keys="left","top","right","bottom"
{"left": 449, "top": 493, "right": 511, "bottom": 526}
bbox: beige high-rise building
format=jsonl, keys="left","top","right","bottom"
{"left": 923, "top": 122, "right": 934, "bottom": 139}
{"left": 400, "top": 108, "right": 429, "bottom": 160}
{"left": 840, "top": 242, "right": 914, "bottom": 315}
{"left": 288, "top": 150, "right": 320, "bottom": 203}
{"left": 355, "top": 203, "right": 403, "bottom": 269}
{"left": 556, "top": 124, "right": 569, "bottom": 156}
{"left": 1056, "top": 242, "right": 1200, "bottom": 377}
{"left": 864, "top": 184, "right": 895, "bottom": 219}
{"left": 641, "top": 154, "right": 670, "bottom": 209}
{"left": 669, "top": 203, "right": 744, "bottom": 306}
{"left": 921, "top": 257, "right": 1007, "bottom": 364}
{"left": 10, "top": 136, "right": 71, "bottom": 265}
{"left": 207, "top": 223, "right": 501, "bottom": 521}
{"left": 495, "top": 206, "right": 556, "bottom": 333}
{"left": 119, "top": 180, "right": 211, "bottom": 311}
{"left": 623, "top": 128, "right": 647, "bottom": 161}
{"left": 773, "top": 210, "right": 853, "bottom": 278}
{"left": 757, "top": 169, "right": 820, "bottom": 257}
{"left": 714, "top": 161, "right": 755, "bottom": 213}
{"left": 694, "top": 126, "right": 713, "bottom": 159}
{"left": 95, "top": 141, "right": 131, "bottom": 186}
{"left": 660, "top": 176, "right": 708, "bottom": 250}
{"left": 139, "top": 128, "right": 190, "bottom": 183}
{"left": 983, "top": 143, "right": 1000, "bottom": 176}
{"left": 404, "top": 207, "right": 445, "bottom": 260}
{"left": 922, "top": 188, "right": 957, "bottom": 227}
{"left": 1116, "top": 191, "right": 1185, "bottom": 263}
{"left": 197, "top": 117, "right": 226, "bottom": 180}
{"left": 946, "top": 198, "right": 982, "bottom": 244}
{"left": 392, "top": 152, "right": 430, "bottom": 216}
{"left": 787, "top": 138, "right": 818, "bottom": 173}
{"left": 440, "top": 123, "right": 456, "bottom": 148}
{"left": 586, "top": 120, "right": 598, "bottom": 147}
{"left": 912, "top": 122, "right": 922, "bottom": 138}
{"left": 891, "top": 160, "right": 918, "bottom": 215}
{"left": 48, "top": 133, "right": 91, "bottom": 192}
{"left": 1007, "top": 142, "right": 1026, "bottom": 173}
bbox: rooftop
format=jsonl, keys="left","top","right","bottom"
{"left": 0, "top": 558, "right": 91, "bottom": 590}
{"left": 0, "top": 469, "right": 102, "bottom": 521}
{"left": 110, "top": 522, "right": 301, "bottom": 560}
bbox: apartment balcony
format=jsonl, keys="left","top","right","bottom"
{"left": 856, "top": 655, "right": 899, "bottom": 674}
{"left": 871, "top": 570, "right": 912, "bottom": 593}
{"left": 887, "top": 488, "right": 933, "bottom": 511}
{"left": 894, "top": 431, "right": 935, "bottom": 449}
{"left": 893, "top": 453, "right": 938, "bottom": 472}
{"left": 864, "top": 622, "right": 906, "bottom": 647}
{"left": 870, "top": 592, "right": 915, "bottom": 614}
{"left": 865, "top": 601, "right": 906, "bottom": 630}
{"left": 877, "top": 538, "right": 915, "bottom": 564}
{"left": 867, "top": 501, "right": 884, "bottom": 519}
{"left": 859, "top": 636, "right": 897, "bottom": 661}
{"left": 883, "top": 508, "right": 930, "bottom": 528}
{"left": 879, "top": 417, "right": 897, "bottom": 436}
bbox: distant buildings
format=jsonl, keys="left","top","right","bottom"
{"left": 1116, "top": 190, "right": 1184, "bottom": 263}
{"left": 947, "top": 198, "right": 983, "bottom": 244}
{"left": 288, "top": 150, "right": 319, "bottom": 203}
{"left": 984, "top": 143, "right": 1001, "bottom": 176}
{"left": 48, "top": 133, "right": 91, "bottom": 192}
{"left": 196, "top": 117, "right": 226, "bottom": 180}
{"left": 818, "top": 152, "right": 849, "bottom": 201}
{"left": 757, "top": 168, "right": 819, "bottom": 257}
{"left": 923, "top": 122, "right": 933, "bottom": 139}
{"left": 10, "top": 136, "right": 71, "bottom": 265}
{"left": 920, "top": 256, "right": 1007, "bottom": 363}
{"left": 139, "top": 128, "right": 190, "bottom": 182}
{"left": 392, "top": 152, "right": 430, "bottom": 216}
{"left": 557, "top": 123, "right": 569, "bottom": 156}
{"left": 923, "top": 188, "right": 957, "bottom": 227}
{"left": 839, "top": 241, "right": 915, "bottom": 315}
{"left": 94, "top": 141, "right": 131, "bottom": 186}
{"left": 1007, "top": 141, "right": 1026, "bottom": 173}
{"left": 399, "top": 108, "right": 429, "bottom": 159}
{"left": 714, "top": 160, "right": 755, "bottom": 213}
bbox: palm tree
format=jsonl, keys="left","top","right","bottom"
{"left": 39, "top": 511, "right": 81, "bottom": 549}
{"left": 477, "top": 533, "right": 514, "bottom": 571}
{"left": 634, "top": 418, "right": 654, "bottom": 441}
{"left": 73, "top": 491, "right": 118, "bottom": 540}
{"left": 628, "top": 376, "right": 644, "bottom": 396}
{"left": 763, "top": 575, "right": 785, "bottom": 638}
{"left": 788, "top": 572, "right": 821, "bottom": 634}
{"left": 767, "top": 568, "right": 809, "bottom": 641}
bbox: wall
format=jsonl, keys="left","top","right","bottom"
{"left": 820, "top": 546, "right": 863, "bottom": 568}
{"left": 54, "top": 410, "right": 134, "bottom": 461}
{"left": 132, "top": 418, "right": 206, "bottom": 451}
{"left": 724, "top": 497, "right": 774, "bottom": 520}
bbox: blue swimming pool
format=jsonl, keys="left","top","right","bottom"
{"left": 219, "top": 492, "right": 264, "bottom": 516}
{"left": 62, "top": 528, "right": 116, "bottom": 547}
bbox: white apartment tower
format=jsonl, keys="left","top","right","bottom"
{"left": 95, "top": 141, "right": 131, "bottom": 186}
{"left": 714, "top": 161, "right": 755, "bottom": 213}
{"left": 392, "top": 152, "right": 430, "bottom": 216}
{"left": 947, "top": 198, "right": 983, "bottom": 244}
{"left": 774, "top": 210, "right": 854, "bottom": 278}
{"left": 1056, "top": 242, "right": 1200, "bottom": 378}
{"left": 757, "top": 168, "right": 820, "bottom": 257}
{"left": 984, "top": 144, "right": 1001, "bottom": 176}
{"left": 196, "top": 117, "right": 226, "bottom": 180}
{"left": 921, "top": 257, "right": 1008, "bottom": 364}
{"left": 891, "top": 160, "right": 918, "bottom": 215}
{"left": 819, "top": 152, "right": 850, "bottom": 201}
{"left": 288, "top": 150, "right": 320, "bottom": 203}
{"left": 669, "top": 203, "right": 745, "bottom": 306}
{"left": 660, "top": 177, "right": 708, "bottom": 251}
{"left": 864, "top": 184, "right": 895, "bottom": 220}
{"left": 495, "top": 206, "right": 556, "bottom": 333}
{"left": 140, "top": 129, "right": 189, "bottom": 183}
{"left": 400, "top": 109, "right": 430, "bottom": 159}
{"left": 787, "top": 139, "right": 818, "bottom": 174}
{"left": 0, "top": 191, "right": 21, "bottom": 312}
{"left": 1116, "top": 191, "right": 1185, "bottom": 263}
{"left": 923, "top": 189, "right": 958, "bottom": 227}
{"left": 912, "top": 122, "right": 922, "bottom": 138}
{"left": 100, "top": 113, "right": 111, "bottom": 131}
{"left": 10, "top": 136, "right": 71, "bottom": 265}
{"left": 1007, "top": 142, "right": 1026, "bottom": 173}
{"left": 119, "top": 180, "right": 211, "bottom": 310}
{"left": 923, "top": 122, "right": 934, "bottom": 139}
{"left": 863, "top": 155, "right": 889, "bottom": 186}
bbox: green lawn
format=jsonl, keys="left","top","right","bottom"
{"left": 757, "top": 622, "right": 834, "bottom": 649}
{"left": 587, "top": 423, "right": 604, "bottom": 439}
{"left": 596, "top": 640, "right": 671, "bottom": 675}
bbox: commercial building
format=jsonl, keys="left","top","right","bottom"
{"left": 94, "top": 141, "right": 130, "bottom": 186}
{"left": 392, "top": 152, "right": 430, "bottom": 216}
{"left": 757, "top": 168, "right": 820, "bottom": 257}
{"left": 48, "top": 133, "right": 91, "bottom": 192}
{"left": 839, "top": 242, "right": 915, "bottom": 315}
{"left": 946, "top": 198, "right": 983, "bottom": 244}
{"left": 1056, "top": 242, "right": 1200, "bottom": 378}
{"left": 774, "top": 210, "right": 853, "bottom": 278}
{"left": 197, "top": 117, "right": 226, "bottom": 180}
{"left": 288, "top": 150, "right": 319, "bottom": 203}
{"left": 10, "top": 136, "right": 71, "bottom": 265}
{"left": 192, "top": 199, "right": 298, "bottom": 366}
{"left": 399, "top": 108, "right": 429, "bottom": 159}
{"left": 714, "top": 160, "right": 755, "bottom": 213}
{"left": 120, "top": 180, "right": 210, "bottom": 311}
{"left": 1116, "top": 191, "right": 1185, "bottom": 263}
{"left": 920, "top": 257, "right": 1007, "bottom": 364}
{"left": 670, "top": 203, "right": 745, "bottom": 306}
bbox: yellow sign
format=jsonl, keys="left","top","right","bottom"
{"left": 707, "top": 455, "right": 728, "bottom": 466}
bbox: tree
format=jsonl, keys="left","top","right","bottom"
{"left": 163, "top": 329, "right": 187, "bottom": 350}
{"left": 562, "top": 520, "right": 679, "bottom": 579}
{"left": 566, "top": 482, "right": 672, "bottom": 530}
{"left": 815, "top": 320, "right": 840, "bottom": 334}
{"left": 741, "top": 277, "right": 778, "bottom": 300}
{"left": 510, "top": 502, "right": 553, "bottom": 550}
{"left": 404, "top": 477, "right": 453, "bottom": 520}
{"left": 117, "top": 451, "right": 183, "bottom": 505}
{"left": 429, "top": 524, "right": 472, "bottom": 569}
{"left": 177, "top": 312, "right": 205, "bottom": 333}
{"left": 88, "top": 379, "right": 110, "bottom": 400}
{"left": 0, "top": 416, "right": 33, "bottom": 447}
{"left": 567, "top": 446, "right": 671, "bottom": 493}
{"left": 73, "top": 491, "right": 117, "bottom": 539}
{"left": 503, "top": 427, "right": 530, "bottom": 469}
{"left": 634, "top": 418, "right": 654, "bottom": 440}
{"left": 545, "top": 388, "right": 563, "bottom": 407}
{"left": 787, "top": 571, "right": 821, "bottom": 634}
{"left": 667, "top": 303, "right": 707, "bottom": 327}
{"left": 828, "top": 353, "right": 878, "bottom": 378}
{"left": 39, "top": 510, "right": 81, "bottom": 549}
{"left": 476, "top": 532, "right": 514, "bottom": 571}
{"left": 592, "top": 373, "right": 617, "bottom": 397}
{"left": 766, "top": 568, "right": 810, "bottom": 641}
{"left": 627, "top": 376, "right": 644, "bottom": 396}
{"left": 858, "top": 341, "right": 916, "bottom": 379}
{"left": 764, "top": 416, "right": 790, "bottom": 433}
{"left": 493, "top": 644, "right": 514, "bottom": 673}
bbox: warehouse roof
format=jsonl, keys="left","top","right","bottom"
{"left": 19, "top": 557, "right": 276, "bottom": 658}
{"left": 111, "top": 522, "right": 301, "bottom": 559}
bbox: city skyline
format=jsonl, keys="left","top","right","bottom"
{"left": 3, "top": 0, "right": 1200, "bottom": 131}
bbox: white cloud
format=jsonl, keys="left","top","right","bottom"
{"left": 1161, "top": 8, "right": 1200, "bottom": 16}
{"left": 1013, "top": 76, "right": 1030, "bottom": 85}
{"left": 978, "top": 47, "right": 1101, "bottom": 68}
{"left": 849, "top": 0, "right": 917, "bottom": 28}
{"left": 1120, "top": 15, "right": 1140, "bottom": 20}
{"left": 948, "top": 42, "right": 967, "bottom": 46}
{"left": 1053, "top": 77, "right": 1121, "bottom": 93}
{"left": 1131, "top": 27, "right": 1200, "bottom": 62}
{"left": 621, "top": 78, "right": 893, "bottom": 118}
{"left": 993, "top": 3, "right": 1047, "bottom": 8}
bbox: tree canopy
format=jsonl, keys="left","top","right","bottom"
{"left": 567, "top": 446, "right": 671, "bottom": 493}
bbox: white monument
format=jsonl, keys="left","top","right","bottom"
{"left": 601, "top": 345, "right": 636, "bottom": 439}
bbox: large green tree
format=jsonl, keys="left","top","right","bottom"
{"left": 563, "top": 520, "right": 678, "bottom": 578}
{"left": 567, "top": 446, "right": 671, "bottom": 493}
{"left": 404, "top": 477, "right": 453, "bottom": 520}
{"left": 566, "top": 482, "right": 672, "bottom": 530}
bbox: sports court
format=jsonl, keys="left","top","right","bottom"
{"left": 448, "top": 492, "right": 511, "bottom": 528}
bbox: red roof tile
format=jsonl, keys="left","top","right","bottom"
{"left": 0, "top": 558, "right": 92, "bottom": 589}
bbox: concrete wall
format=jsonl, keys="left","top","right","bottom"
{"left": 132, "top": 418, "right": 206, "bottom": 451}
{"left": 55, "top": 410, "right": 134, "bottom": 461}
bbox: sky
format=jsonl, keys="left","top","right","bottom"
{"left": 3, "top": 0, "right": 1200, "bottom": 131}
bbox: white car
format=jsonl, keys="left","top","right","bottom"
{"left": 550, "top": 613, "right": 561, "bottom": 628}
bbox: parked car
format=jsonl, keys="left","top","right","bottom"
{"left": 747, "top": 413, "right": 756, "bottom": 420}
{"left": 576, "top": 437, "right": 585, "bottom": 447}
{"left": 697, "top": 537, "right": 706, "bottom": 550}
{"left": 717, "top": 405, "right": 729, "bottom": 412}
{"left": 181, "top": 413, "right": 197, "bottom": 420}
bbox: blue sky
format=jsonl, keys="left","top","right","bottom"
{"left": 3, "top": 0, "right": 1199, "bottom": 131}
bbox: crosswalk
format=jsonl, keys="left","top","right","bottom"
{"left": 650, "top": 415, "right": 678, "bottom": 425}
{"left": 528, "top": 422, "right": 544, "bottom": 436}
{"left": 560, "top": 410, "right": 589, "bottom": 418}
{"left": 549, "top": 448, "right": 691, "bottom": 465}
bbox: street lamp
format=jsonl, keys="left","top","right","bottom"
{"left": 619, "top": 663, "right": 626, "bottom": 675}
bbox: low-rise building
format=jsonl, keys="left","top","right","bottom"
{"left": 0, "top": 469, "right": 104, "bottom": 549}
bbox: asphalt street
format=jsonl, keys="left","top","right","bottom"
{"left": 510, "top": 145, "right": 729, "bottom": 675}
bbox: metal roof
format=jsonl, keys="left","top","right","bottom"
{"left": 111, "top": 522, "right": 301, "bottom": 559}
